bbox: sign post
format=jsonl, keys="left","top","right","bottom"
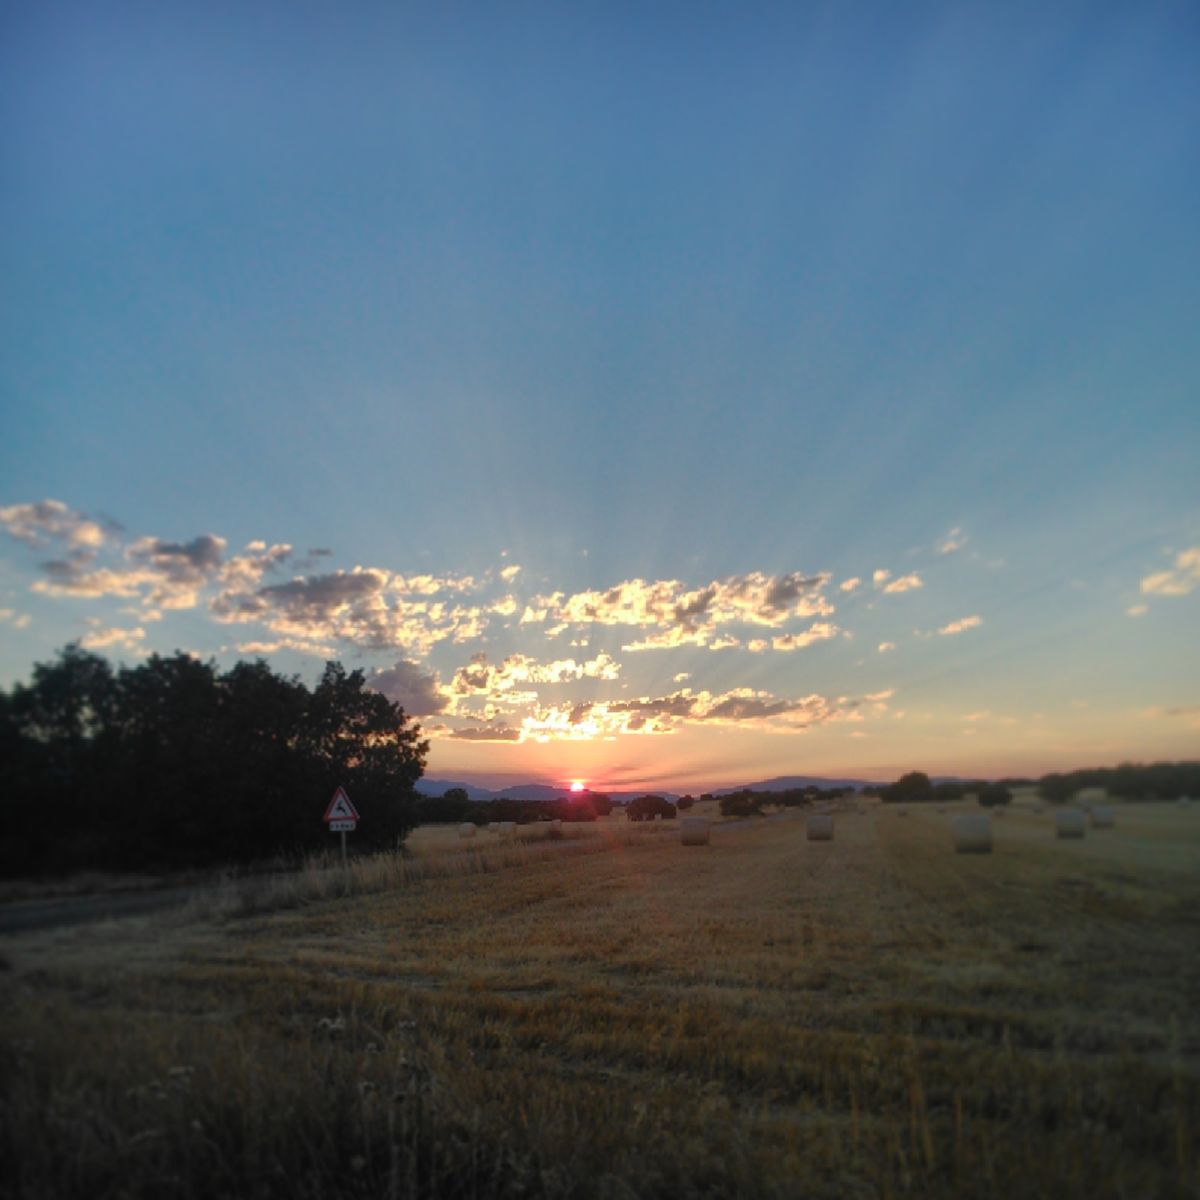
{"left": 323, "top": 786, "right": 360, "bottom": 868}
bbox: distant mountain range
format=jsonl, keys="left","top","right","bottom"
{"left": 419, "top": 774, "right": 887, "bottom": 804}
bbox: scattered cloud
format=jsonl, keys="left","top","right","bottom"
{"left": 367, "top": 659, "right": 448, "bottom": 715}
{"left": 0, "top": 608, "right": 31, "bottom": 630}
{"left": 938, "top": 615, "right": 982, "bottom": 636}
{"left": 0, "top": 499, "right": 112, "bottom": 549}
{"left": 770, "top": 623, "right": 840, "bottom": 651}
{"left": 878, "top": 641, "right": 896, "bottom": 653}
{"left": 1126, "top": 604, "right": 1148, "bottom": 618}
{"left": 1140, "top": 547, "right": 1200, "bottom": 597}
{"left": 882, "top": 573, "right": 923, "bottom": 594}
{"left": 839, "top": 577, "right": 861, "bottom": 592}
{"left": 445, "top": 722, "right": 522, "bottom": 742}
{"left": 80, "top": 624, "right": 146, "bottom": 653}
{"left": 234, "top": 637, "right": 335, "bottom": 658}
{"left": 937, "top": 527, "right": 967, "bottom": 555}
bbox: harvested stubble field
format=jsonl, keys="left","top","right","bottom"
{"left": 2, "top": 800, "right": 1198, "bottom": 1199}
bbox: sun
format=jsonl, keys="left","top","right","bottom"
{"left": 569, "top": 781, "right": 586, "bottom": 793}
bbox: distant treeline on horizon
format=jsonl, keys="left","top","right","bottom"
{"left": 2, "top": 644, "right": 1196, "bottom": 878}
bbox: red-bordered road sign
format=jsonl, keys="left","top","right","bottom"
{"left": 323, "top": 786, "right": 360, "bottom": 824}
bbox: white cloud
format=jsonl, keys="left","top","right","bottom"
{"left": 938, "top": 615, "right": 982, "bottom": 636}
{"left": 878, "top": 641, "right": 896, "bottom": 653}
{"left": 80, "top": 625, "right": 146, "bottom": 653}
{"left": 1126, "top": 604, "right": 1148, "bottom": 618}
{"left": 839, "top": 577, "right": 861, "bottom": 592}
{"left": 937, "top": 527, "right": 967, "bottom": 555}
{"left": 1140, "top": 547, "right": 1200, "bottom": 597}
{"left": 882, "top": 573, "right": 923, "bottom": 594}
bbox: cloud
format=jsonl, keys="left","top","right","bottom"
{"left": 32, "top": 530, "right": 228, "bottom": 610}
{"left": 882, "top": 573, "right": 923, "bottom": 594}
{"left": 1140, "top": 548, "right": 1200, "bottom": 597}
{"left": 367, "top": 659, "right": 448, "bottom": 715}
{"left": 878, "top": 641, "right": 896, "bottom": 653}
{"left": 549, "top": 571, "right": 834, "bottom": 647}
{"left": 448, "top": 651, "right": 621, "bottom": 707}
{"left": 126, "top": 534, "right": 227, "bottom": 608}
{"left": 938, "top": 614, "right": 982, "bottom": 635}
{"left": 80, "top": 624, "right": 146, "bottom": 653}
{"left": 446, "top": 723, "right": 522, "bottom": 742}
{"left": 872, "top": 569, "right": 891, "bottom": 587}
{"left": 0, "top": 608, "right": 31, "bottom": 630}
{"left": 938, "top": 527, "right": 967, "bottom": 555}
{"left": 499, "top": 564, "right": 521, "bottom": 582}
{"left": 234, "top": 637, "right": 335, "bottom": 658}
{"left": 0, "top": 499, "right": 111, "bottom": 549}
{"left": 839, "top": 577, "right": 861, "bottom": 592}
{"left": 219, "top": 542, "right": 293, "bottom": 593}
{"left": 770, "top": 623, "right": 839, "bottom": 652}
{"left": 1126, "top": 604, "right": 1148, "bottom": 618}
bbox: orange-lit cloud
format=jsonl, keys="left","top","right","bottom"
{"left": 938, "top": 614, "right": 982, "bottom": 635}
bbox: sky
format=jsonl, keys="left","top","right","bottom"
{"left": 1, "top": 1, "right": 1198, "bottom": 792}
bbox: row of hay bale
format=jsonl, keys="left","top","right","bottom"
{"left": 458, "top": 819, "right": 558, "bottom": 841}
{"left": 949, "top": 804, "right": 1118, "bottom": 853}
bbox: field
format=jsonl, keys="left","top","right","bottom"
{"left": 2, "top": 796, "right": 1198, "bottom": 1199}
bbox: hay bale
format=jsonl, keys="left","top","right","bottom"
{"left": 806, "top": 813, "right": 834, "bottom": 841}
{"left": 680, "top": 817, "right": 710, "bottom": 846}
{"left": 458, "top": 823, "right": 476, "bottom": 839}
{"left": 1055, "top": 809, "right": 1086, "bottom": 839}
{"left": 1090, "top": 805, "right": 1115, "bottom": 829}
{"left": 952, "top": 813, "right": 992, "bottom": 854}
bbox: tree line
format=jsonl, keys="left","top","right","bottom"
{"left": 0, "top": 644, "right": 428, "bottom": 877}
{"left": 876, "top": 765, "right": 1198, "bottom": 806}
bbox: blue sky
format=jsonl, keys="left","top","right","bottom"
{"left": 2, "top": 1, "right": 1197, "bottom": 790}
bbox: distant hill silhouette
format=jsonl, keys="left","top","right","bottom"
{"left": 419, "top": 773, "right": 908, "bottom": 804}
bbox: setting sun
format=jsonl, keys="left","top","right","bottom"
{"left": 569, "top": 781, "right": 586, "bottom": 793}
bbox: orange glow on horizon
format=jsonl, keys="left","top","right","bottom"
{"left": 569, "top": 781, "right": 586, "bottom": 792}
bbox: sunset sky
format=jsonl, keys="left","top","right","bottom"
{"left": 2, "top": 2, "right": 1197, "bottom": 792}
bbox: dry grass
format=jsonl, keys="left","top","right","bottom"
{"left": 2, "top": 802, "right": 1198, "bottom": 1198}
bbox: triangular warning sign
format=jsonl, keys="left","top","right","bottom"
{"left": 323, "top": 786, "right": 360, "bottom": 822}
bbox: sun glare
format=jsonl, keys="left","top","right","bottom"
{"left": 569, "top": 781, "right": 586, "bottom": 793}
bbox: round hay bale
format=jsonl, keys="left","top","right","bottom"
{"left": 458, "top": 823, "right": 476, "bottom": 839}
{"left": 1090, "top": 805, "right": 1115, "bottom": 829}
{"left": 1055, "top": 809, "right": 1086, "bottom": 839}
{"left": 952, "top": 813, "right": 992, "bottom": 854}
{"left": 680, "top": 817, "right": 710, "bottom": 846}
{"left": 806, "top": 813, "right": 834, "bottom": 841}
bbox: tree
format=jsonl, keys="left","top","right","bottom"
{"left": 976, "top": 782, "right": 1012, "bottom": 808}
{"left": 677, "top": 794, "right": 695, "bottom": 811}
{"left": 882, "top": 772, "right": 933, "bottom": 804}
{"left": 0, "top": 647, "right": 429, "bottom": 875}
